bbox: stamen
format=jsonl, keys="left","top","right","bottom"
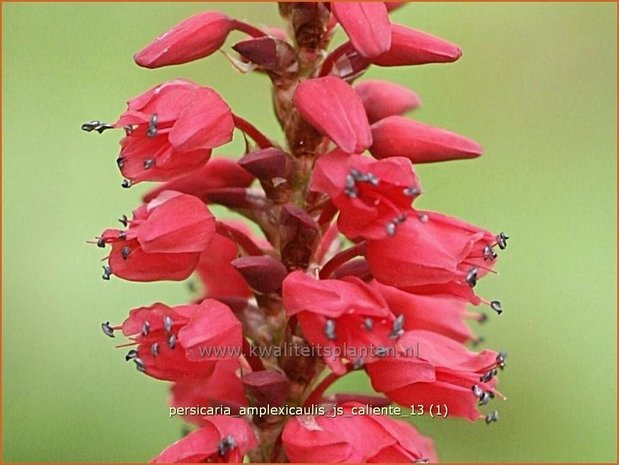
{"left": 101, "top": 321, "right": 115, "bottom": 337}
{"left": 472, "top": 385, "right": 483, "bottom": 399}
{"left": 163, "top": 315, "right": 173, "bottom": 333}
{"left": 490, "top": 300, "right": 503, "bottom": 315}
{"left": 147, "top": 114, "right": 158, "bottom": 138}
{"left": 386, "top": 222, "right": 396, "bottom": 236}
{"left": 485, "top": 410, "right": 499, "bottom": 424}
{"left": 118, "top": 214, "right": 128, "bottom": 227}
{"left": 118, "top": 231, "right": 127, "bottom": 240}
{"left": 97, "top": 237, "right": 105, "bottom": 248}
{"left": 375, "top": 347, "right": 388, "bottom": 357}
{"left": 403, "top": 186, "right": 420, "bottom": 197}
{"left": 102, "top": 265, "right": 112, "bottom": 280}
{"left": 81, "top": 120, "right": 113, "bottom": 134}
{"left": 218, "top": 435, "right": 237, "bottom": 456}
{"left": 466, "top": 267, "right": 478, "bottom": 287}
{"left": 353, "top": 358, "right": 365, "bottom": 369}
{"left": 141, "top": 321, "right": 150, "bottom": 337}
{"left": 116, "top": 157, "right": 125, "bottom": 169}
{"left": 121, "top": 246, "right": 131, "bottom": 260}
{"left": 390, "top": 314, "right": 405, "bottom": 339}
{"left": 121, "top": 179, "right": 132, "bottom": 189}
{"left": 496, "top": 232, "right": 509, "bottom": 250}
{"left": 143, "top": 159, "right": 155, "bottom": 170}
{"left": 151, "top": 342, "right": 159, "bottom": 356}
{"left": 125, "top": 349, "right": 138, "bottom": 361}
{"left": 167, "top": 333, "right": 177, "bottom": 349}
{"left": 363, "top": 318, "right": 374, "bottom": 331}
{"left": 325, "top": 319, "right": 336, "bottom": 341}
{"left": 479, "top": 392, "right": 491, "bottom": 406}
{"left": 483, "top": 245, "right": 497, "bottom": 261}
{"left": 134, "top": 358, "right": 145, "bottom": 372}
{"left": 418, "top": 213, "right": 429, "bottom": 223}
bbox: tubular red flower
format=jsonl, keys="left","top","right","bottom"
{"left": 370, "top": 115, "right": 483, "bottom": 163}
{"left": 355, "top": 79, "right": 421, "bottom": 123}
{"left": 98, "top": 191, "right": 215, "bottom": 282}
{"left": 372, "top": 23, "right": 462, "bottom": 66}
{"left": 366, "top": 330, "right": 503, "bottom": 422}
{"left": 311, "top": 149, "right": 421, "bottom": 240}
{"left": 135, "top": 12, "right": 234, "bottom": 68}
{"left": 331, "top": 2, "right": 391, "bottom": 58}
{"left": 365, "top": 211, "right": 498, "bottom": 303}
{"left": 283, "top": 271, "right": 396, "bottom": 374}
{"left": 151, "top": 416, "right": 258, "bottom": 463}
{"left": 282, "top": 403, "right": 437, "bottom": 462}
{"left": 293, "top": 76, "right": 372, "bottom": 154}
{"left": 115, "top": 80, "right": 234, "bottom": 183}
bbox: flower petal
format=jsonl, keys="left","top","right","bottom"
{"left": 332, "top": 2, "right": 391, "bottom": 58}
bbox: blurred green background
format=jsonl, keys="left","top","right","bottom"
{"left": 2, "top": 2, "right": 616, "bottom": 462}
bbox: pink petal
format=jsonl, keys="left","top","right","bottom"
{"left": 355, "top": 79, "right": 421, "bottom": 123}
{"left": 332, "top": 2, "right": 391, "bottom": 58}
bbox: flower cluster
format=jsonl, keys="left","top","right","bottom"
{"left": 86, "top": 3, "right": 509, "bottom": 463}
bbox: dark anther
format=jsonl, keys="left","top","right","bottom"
{"left": 121, "top": 179, "right": 132, "bottom": 189}
{"left": 102, "top": 265, "right": 112, "bottom": 280}
{"left": 480, "top": 370, "right": 495, "bottom": 383}
{"left": 118, "top": 214, "right": 128, "bottom": 227}
{"left": 366, "top": 173, "right": 379, "bottom": 186}
{"left": 414, "top": 460, "right": 430, "bottom": 464}
{"left": 490, "top": 300, "right": 503, "bottom": 315}
{"left": 143, "top": 159, "right": 155, "bottom": 170}
{"left": 485, "top": 410, "right": 499, "bottom": 424}
{"left": 497, "top": 232, "right": 509, "bottom": 250}
{"left": 403, "top": 186, "right": 420, "bottom": 197}
{"left": 418, "top": 213, "right": 429, "bottom": 223}
{"left": 472, "top": 385, "right": 483, "bottom": 399}
{"left": 375, "top": 347, "right": 388, "bottom": 357}
{"left": 151, "top": 342, "right": 159, "bottom": 356}
{"left": 163, "top": 315, "right": 173, "bottom": 333}
{"left": 118, "top": 231, "right": 127, "bottom": 240}
{"left": 125, "top": 349, "right": 138, "bottom": 361}
{"left": 488, "top": 391, "right": 495, "bottom": 399}
{"left": 101, "top": 321, "right": 115, "bottom": 338}
{"left": 167, "top": 333, "right": 177, "bottom": 349}
{"left": 97, "top": 237, "right": 105, "bottom": 248}
{"left": 116, "top": 157, "right": 125, "bottom": 169}
{"left": 496, "top": 351, "right": 507, "bottom": 364}
{"left": 483, "top": 245, "right": 497, "bottom": 261}
{"left": 147, "top": 114, "right": 158, "bottom": 138}
{"left": 325, "top": 319, "right": 336, "bottom": 341}
{"left": 218, "top": 435, "right": 237, "bottom": 456}
{"left": 479, "top": 392, "right": 491, "bottom": 406}
{"left": 466, "top": 267, "right": 478, "bottom": 287}
{"left": 141, "top": 321, "right": 150, "bottom": 337}
{"left": 363, "top": 318, "right": 374, "bottom": 331}
{"left": 386, "top": 222, "right": 396, "bottom": 237}
{"left": 81, "top": 120, "right": 113, "bottom": 134}
{"left": 121, "top": 246, "right": 131, "bottom": 260}
{"left": 134, "top": 358, "right": 146, "bottom": 372}
{"left": 390, "top": 314, "right": 405, "bottom": 339}
{"left": 350, "top": 168, "right": 361, "bottom": 179}
{"left": 353, "top": 358, "right": 365, "bottom": 370}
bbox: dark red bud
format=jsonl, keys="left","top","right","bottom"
{"left": 233, "top": 37, "right": 297, "bottom": 74}
{"left": 238, "top": 148, "right": 292, "bottom": 180}
{"left": 242, "top": 370, "right": 290, "bottom": 408}
{"left": 279, "top": 205, "right": 320, "bottom": 270}
{"left": 231, "top": 256, "right": 288, "bottom": 293}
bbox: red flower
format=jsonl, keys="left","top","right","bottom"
{"left": 370, "top": 115, "right": 483, "bottom": 164}
{"left": 97, "top": 191, "right": 215, "bottom": 281}
{"left": 355, "top": 79, "right": 421, "bottom": 123}
{"left": 366, "top": 330, "right": 504, "bottom": 422}
{"left": 282, "top": 403, "right": 437, "bottom": 462}
{"left": 120, "top": 299, "right": 242, "bottom": 382}
{"left": 366, "top": 211, "right": 500, "bottom": 304}
{"left": 151, "top": 416, "right": 258, "bottom": 463}
{"left": 283, "top": 271, "right": 396, "bottom": 374}
{"left": 135, "top": 12, "right": 235, "bottom": 68}
{"left": 371, "top": 280, "right": 477, "bottom": 343}
{"left": 311, "top": 149, "right": 421, "bottom": 239}
{"left": 372, "top": 24, "right": 462, "bottom": 66}
{"left": 331, "top": 2, "right": 391, "bottom": 58}
{"left": 114, "top": 80, "right": 234, "bottom": 183}
{"left": 294, "top": 76, "right": 372, "bottom": 154}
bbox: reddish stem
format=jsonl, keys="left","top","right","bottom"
{"left": 243, "top": 338, "right": 266, "bottom": 371}
{"left": 319, "top": 241, "right": 367, "bottom": 279}
{"left": 233, "top": 114, "right": 273, "bottom": 149}
{"left": 216, "top": 221, "right": 264, "bottom": 256}
{"left": 304, "top": 370, "right": 344, "bottom": 407}
{"left": 318, "top": 41, "right": 351, "bottom": 77}
{"left": 232, "top": 19, "right": 268, "bottom": 38}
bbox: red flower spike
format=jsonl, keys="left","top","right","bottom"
{"left": 331, "top": 2, "right": 391, "bottom": 58}
{"left": 135, "top": 12, "right": 234, "bottom": 68}
{"left": 283, "top": 271, "right": 395, "bottom": 374}
{"left": 114, "top": 80, "right": 235, "bottom": 183}
{"left": 355, "top": 79, "right": 421, "bottom": 123}
{"left": 151, "top": 416, "right": 258, "bottom": 463}
{"left": 366, "top": 211, "right": 498, "bottom": 303}
{"left": 311, "top": 149, "right": 421, "bottom": 240}
{"left": 282, "top": 403, "right": 436, "bottom": 462}
{"left": 293, "top": 76, "right": 372, "bottom": 154}
{"left": 371, "top": 280, "right": 475, "bottom": 343}
{"left": 366, "top": 330, "right": 502, "bottom": 422}
{"left": 372, "top": 24, "right": 462, "bottom": 67}
{"left": 231, "top": 256, "right": 288, "bottom": 294}
{"left": 143, "top": 158, "right": 254, "bottom": 204}
{"left": 370, "top": 115, "right": 483, "bottom": 164}
{"left": 98, "top": 191, "right": 215, "bottom": 282}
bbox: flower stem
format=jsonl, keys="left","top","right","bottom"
{"left": 233, "top": 114, "right": 273, "bottom": 149}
